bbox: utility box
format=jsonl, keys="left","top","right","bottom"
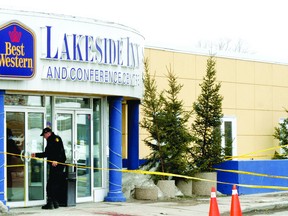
{"left": 58, "top": 167, "right": 76, "bottom": 207}
{"left": 66, "top": 171, "right": 76, "bottom": 206}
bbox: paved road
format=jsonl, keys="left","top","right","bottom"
{"left": 4, "top": 192, "right": 288, "bottom": 216}
{"left": 246, "top": 208, "right": 288, "bottom": 216}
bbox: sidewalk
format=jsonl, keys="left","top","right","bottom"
{"left": 5, "top": 192, "right": 288, "bottom": 216}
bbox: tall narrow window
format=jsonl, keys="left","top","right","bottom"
{"left": 278, "top": 118, "right": 286, "bottom": 156}
{"left": 221, "top": 117, "right": 237, "bottom": 159}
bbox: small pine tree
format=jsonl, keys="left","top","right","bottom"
{"left": 190, "top": 56, "right": 224, "bottom": 173}
{"left": 140, "top": 58, "right": 166, "bottom": 177}
{"left": 140, "top": 60, "right": 193, "bottom": 181}
{"left": 273, "top": 109, "right": 288, "bottom": 159}
{"left": 159, "top": 65, "right": 194, "bottom": 181}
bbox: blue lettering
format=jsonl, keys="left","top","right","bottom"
{"left": 118, "top": 40, "right": 123, "bottom": 66}
{"left": 70, "top": 68, "right": 76, "bottom": 81}
{"left": 108, "top": 70, "right": 113, "bottom": 83}
{"left": 54, "top": 67, "right": 60, "bottom": 79}
{"left": 109, "top": 39, "right": 116, "bottom": 64}
{"left": 45, "top": 26, "right": 58, "bottom": 59}
{"left": 46, "top": 26, "right": 52, "bottom": 58}
{"left": 118, "top": 71, "right": 122, "bottom": 84}
{"left": 122, "top": 72, "right": 125, "bottom": 85}
{"left": 85, "top": 36, "right": 94, "bottom": 62}
{"left": 47, "top": 66, "right": 53, "bottom": 78}
{"left": 136, "top": 74, "right": 140, "bottom": 86}
{"left": 95, "top": 69, "right": 99, "bottom": 82}
{"left": 104, "top": 38, "right": 108, "bottom": 64}
{"left": 77, "top": 68, "right": 83, "bottom": 80}
{"left": 104, "top": 70, "right": 109, "bottom": 82}
{"left": 126, "top": 72, "right": 130, "bottom": 85}
{"left": 83, "top": 68, "right": 89, "bottom": 80}
{"left": 43, "top": 28, "right": 142, "bottom": 70}
{"left": 73, "top": 34, "right": 83, "bottom": 61}
{"left": 95, "top": 38, "right": 103, "bottom": 63}
{"left": 89, "top": 69, "right": 94, "bottom": 80}
{"left": 132, "top": 74, "right": 136, "bottom": 85}
{"left": 114, "top": 71, "right": 118, "bottom": 83}
{"left": 100, "top": 70, "right": 104, "bottom": 82}
{"left": 62, "top": 67, "right": 67, "bottom": 79}
{"left": 126, "top": 37, "right": 130, "bottom": 67}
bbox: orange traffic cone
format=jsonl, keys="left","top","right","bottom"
{"left": 230, "top": 185, "right": 242, "bottom": 216}
{"left": 209, "top": 187, "right": 220, "bottom": 216}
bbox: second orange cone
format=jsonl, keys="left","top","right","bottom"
{"left": 230, "top": 185, "right": 242, "bottom": 216}
{"left": 209, "top": 187, "right": 220, "bottom": 216}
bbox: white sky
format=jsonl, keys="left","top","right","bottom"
{"left": 2, "top": 0, "right": 288, "bottom": 62}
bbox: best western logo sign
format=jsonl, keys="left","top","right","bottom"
{"left": 0, "top": 21, "right": 36, "bottom": 79}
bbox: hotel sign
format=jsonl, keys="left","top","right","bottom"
{"left": 0, "top": 21, "right": 36, "bottom": 79}
{"left": 41, "top": 26, "right": 142, "bottom": 86}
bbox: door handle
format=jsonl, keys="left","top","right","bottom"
{"left": 20, "top": 150, "right": 25, "bottom": 162}
{"left": 73, "top": 148, "right": 79, "bottom": 163}
{"left": 20, "top": 150, "right": 31, "bottom": 162}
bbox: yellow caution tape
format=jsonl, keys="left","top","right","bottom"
{"left": 215, "top": 168, "right": 288, "bottom": 179}
{"left": 225, "top": 144, "right": 288, "bottom": 161}
{"left": 3, "top": 147, "right": 288, "bottom": 191}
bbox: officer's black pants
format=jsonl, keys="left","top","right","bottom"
{"left": 46, "top": 164, "right": 65, "bottom": 201}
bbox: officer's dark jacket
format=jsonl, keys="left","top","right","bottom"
{"left": 36, "top": 132, "right": 66, "bottom": 163}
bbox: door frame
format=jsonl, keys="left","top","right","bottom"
{"left": 55, "top": 109, "right": 94, "bottom": 203}
{"left": 5, "top": 107, "right": 46, "bottom": 208}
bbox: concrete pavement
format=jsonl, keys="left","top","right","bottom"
{"left": 4, "top": 192, "right": 288, "bottom": 216}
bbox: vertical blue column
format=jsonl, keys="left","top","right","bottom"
{"left": 104, "top": 96, "right": 126, "bottom": 202}
{"left": 127, "top": 100, "right": 140, "bottom": 170}
{"left": 0, "top": 90, "right": 5, "bottom": 205}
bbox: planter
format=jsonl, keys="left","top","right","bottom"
{"left": 192, "top": 172, "right": 217, "bottom": 196}
{"left": 176, "top": 180, "right": 193, "bottom": 196}
{"left": 157, "top": 180, "right": 175, "bottom": 198}
{"left": 135, "top": 186, "right": 158, "bottom": 200}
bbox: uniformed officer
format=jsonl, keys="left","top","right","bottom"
{"left": 32, "top": 127, "right": 66, "bottom": 210}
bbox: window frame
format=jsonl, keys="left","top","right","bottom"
{"left": 221, "top": 116, "right": 237, "bottom": 159}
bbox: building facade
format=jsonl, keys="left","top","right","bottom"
{"left": 142, "top": 47, "right": 288, "bottom": 160}
{"left": 2, "top": 8, "right": 288, "bottom": 208}
{"left": 140, "top": 48, "right": 288, "bottom": 194}
{"left": 0, "top": 9, "right": 144, "bottom": 207}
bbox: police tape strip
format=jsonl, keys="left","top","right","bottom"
{"left": 3, "top": 150, "right": 288, "bottom": 191}
{"left": 225, "top": 154, "right": 276, "bottom": 160}
{"left": 225, "top": 144, "right": 288, "bottom": 161}
{"left": 214, "top": 168, "right": 288, "bottom": 179}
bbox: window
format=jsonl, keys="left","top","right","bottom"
{"left": 278, "top": 118, "right": 286, "bottom": 156}
{"left": 5, "top": 95, "right": 44, "bottom": 107}
{"left": 55, "top": 97, "right": 90, "bottom": 108}
{"left": 221, "top": 117, "right": 237, "bottom": 159}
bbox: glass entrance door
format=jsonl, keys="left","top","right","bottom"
{"left": 56, "top": 111, "right": 92, "bottom": 202}
{"left": 6, "top": 111, "right": 45, "bottom": 206}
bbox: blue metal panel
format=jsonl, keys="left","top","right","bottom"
{"left": 215, "top": 160, "right": 288, "bottom": 195}
{"left": 216, "top": 161, "right": 239, "bottom": 195}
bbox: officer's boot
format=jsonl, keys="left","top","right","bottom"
{"left": 53, "top": 200, "right": 59, "bottom": 209}
{"left": 42, "top": 198, "right": 54, "bottom": 210}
